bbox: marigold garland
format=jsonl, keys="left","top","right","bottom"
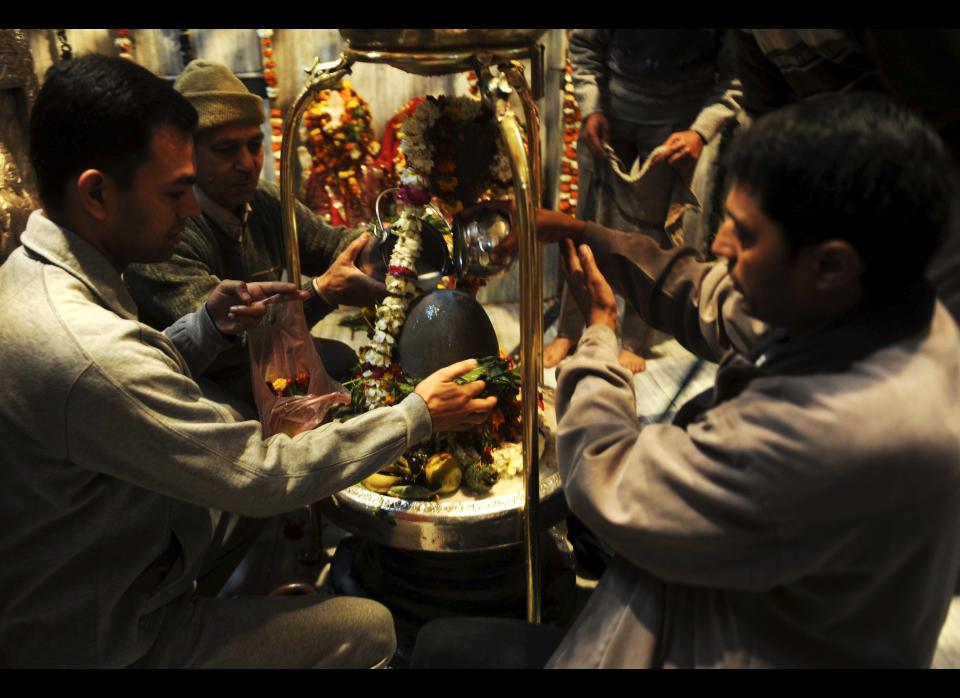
{"left": 558, "top": 59, "right": 581, "bottom": 217}
{"left": 337, "top": 92, "right": 540, "bottom": 499}
{"left": 301, "top": 80, "right": 385, "bottom": 226}
{"left": 114, "top": 29, "right": 134, "bottom": 61}
{"left": 355, "top": 95, "right": 519, "bottom": 407}
{"left": 257, "top": 29, "right": 282, "bottom": 183}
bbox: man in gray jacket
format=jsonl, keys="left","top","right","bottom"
{"left": 537, "top": 92, "right": 960, "bottom": 667}
{"left": 0, "top": 55, "right": 495, "bottom": 668}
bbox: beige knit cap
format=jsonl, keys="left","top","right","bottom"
{"left": 174, "top": 60, "right": 264, "bottom": 131}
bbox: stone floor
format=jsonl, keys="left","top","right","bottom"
{"left": 222, "top": 300, "right": 960, "bottom": 668}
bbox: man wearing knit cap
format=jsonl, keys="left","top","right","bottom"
{"left": 126, "top": 60, "right": 383, "bottom": 414}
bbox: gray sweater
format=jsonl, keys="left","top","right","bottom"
{"left": 549, "top": 223, "right": 960, "bottom": 667}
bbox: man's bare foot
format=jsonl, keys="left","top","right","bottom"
{"left": 619, "top": 348, "right": 646, "bottom": 373}
{"left": 544, "top": 336, "right": 577, "bottom": 368}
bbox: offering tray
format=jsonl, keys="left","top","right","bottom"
{"left": 320, "top": 388, "right": 567, "bottom": 553}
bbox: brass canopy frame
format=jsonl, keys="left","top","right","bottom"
{"left": 278, "top": 42, "right": 546, "bottom": 623}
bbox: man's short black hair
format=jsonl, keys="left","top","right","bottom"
{"left": 728, "top": 92, "right": 954, "bottom": 299}
{"left": 29, "top": 54, "right": 198, "bottom": 213}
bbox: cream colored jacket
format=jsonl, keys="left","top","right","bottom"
{"left": 0, "top": 211, "right": 431, "bottom": 667}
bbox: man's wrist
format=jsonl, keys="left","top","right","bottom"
{"left": 588, "top": 309, "right": 617, "bottom": 333}
{"left": 311, "top": 274, "right": 334, "bottom": 306}
{"left": 203, "top": 302, "right": 237, "bottom": 342}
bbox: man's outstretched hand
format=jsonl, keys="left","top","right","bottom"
{"left": 415, "top": 359, "right": 498, "bottom": 433}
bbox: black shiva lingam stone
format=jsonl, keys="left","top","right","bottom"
{"left": 397, "top": 289, "right": 500, "bottom": 379}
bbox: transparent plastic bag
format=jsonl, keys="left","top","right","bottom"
{"left": 247, "top": 301, "right": 350, "bottom": 438}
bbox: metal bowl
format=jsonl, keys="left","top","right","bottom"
{"left": 320, "top": 388, "right": 566, "bottom": 552}
{"left": 340, "top": 29, "right": 546, "bottom": 51}
{"left": 452, "top": 208, "right": 517, "bottom": 278}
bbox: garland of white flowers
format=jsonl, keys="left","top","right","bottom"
{"left": 359, "top": 209, "right": 422, "bottom": 408}
{"left": 359, "top": 95, "right": 511, "bottom": 409}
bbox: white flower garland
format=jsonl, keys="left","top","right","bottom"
{"left": 360, "top": 210, "right": 422, "bottom": 408}
{"left": 358, "top": 95, "right": 511, "bottom": 409}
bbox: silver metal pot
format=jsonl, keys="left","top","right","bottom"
{"left": 451, "top": 207, "right": 516, "bottom": 278}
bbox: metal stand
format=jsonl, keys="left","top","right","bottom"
{"left": 278, "top": 40, "right": 546, "bottom": 624}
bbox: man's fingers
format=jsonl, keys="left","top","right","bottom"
{"left": 227, "top": 304, "right": 267, "bottom": 317}
{"left": 565, "top": 238, "right": 585, "bottom": 277}
{"left": 466, "top": 395, "right": 498, "bottom": 412}
{"left": 248, "top": 281, "right": 302, "bottom": 300}
{"left": 220, "top": 279, "right": 252, "bottom": 304}
{"left": 578, "top": 243, "right": 598, "bottom": 270}
{"left": 236, "top": 281, "right": 252, "bottom": 304}
{"left": 579, "top": 244, "right": 608, "bottom": 288}
{"left": 437, "top": 358, "right": 479, "bottom": 380}
{"left": 360, "top": 277, "right": 388, "bottom": 300}
{"left": 458, "top": 379, "right": 488, "bottom": 399}
{"left": 339, "top": 233, "right": 370, "bottom": 266}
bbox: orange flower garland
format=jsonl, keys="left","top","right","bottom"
{"left": 114, "top": 29, "right": 134, "bottom": 61}
{"left": 257, "top": 29, "right": 282, "bottom": 183}
{"left": 301, "top": 80, "right": 384, "bottom": 226}
{"left": 558, "top": 59, "right": 581, "bottom": 217}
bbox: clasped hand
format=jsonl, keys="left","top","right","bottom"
{"left": 205, "top": 280, "right": 310, "bottom": 335}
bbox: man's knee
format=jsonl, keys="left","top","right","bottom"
{"left": 317, "top": 596, "right": 396, "bottom": 668}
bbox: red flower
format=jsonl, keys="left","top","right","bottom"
{"left": 387, "top": 265, "right": 416, "bottom": 279}
{"left": 395, "top": 186, "right": 431, "bottom": 206}
{"left": 295, "top": 371, "right": 310, "bottom": 390}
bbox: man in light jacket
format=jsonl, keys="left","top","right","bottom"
{"left": 0, "top": 54, "right": 495, "bottom": 668}
{"left": 538, "top": 92, "right": 960, "bottom": 667}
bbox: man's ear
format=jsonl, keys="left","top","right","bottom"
{"left": 811, "top": 240, "right": 864, "bottom": 292}
{"left": 75, "top": 169, "right": 111, "bottom": 221}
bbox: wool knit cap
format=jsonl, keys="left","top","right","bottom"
{"left": 174, "top": 60, "right": 264, "bottom": 131}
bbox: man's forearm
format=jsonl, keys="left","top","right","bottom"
{"left": 579, "top": 222, "right": 765, "bottom": 360}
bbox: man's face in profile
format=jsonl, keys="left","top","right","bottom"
{"left": 712, "top": 183, "right": 806, "bottom": 329}
{"left": 107, "top": 125, "right": 199, "bottom": 266}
